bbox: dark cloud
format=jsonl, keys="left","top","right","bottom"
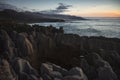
{"left": 57, "top": 3, "right": 72, "bottom": 10}
{"left": 31, "top": 9, "right": 37, "bottom": 12}
{"left": 40, "top": 9, "right": 63, "bottom": 14}
{"left": 0, "top": 0, "right": 23, "bottom": 11}
{"left": 0, "top": 0, "right": 5, "bottom": 4}
{"left": 40, "top": 3, "right": 72, "bottom": 14}
{"left": 0, "top": 3, "right": 13, "bottom": 10}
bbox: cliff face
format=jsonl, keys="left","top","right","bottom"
{"left": 0, "top": 24, "right": 120, "bottom": 80}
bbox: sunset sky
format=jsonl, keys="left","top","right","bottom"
{"left": 1, "top": 0, "right": 120, "bottom": 17}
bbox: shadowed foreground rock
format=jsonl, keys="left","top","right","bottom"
{"left": 0, "top": 24, "right": 120, "bottom": 80}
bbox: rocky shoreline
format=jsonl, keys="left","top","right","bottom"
{"left": 0, "top": 24, "right": 120, "bottom": 80}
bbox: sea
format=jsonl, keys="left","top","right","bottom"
{"left": 31, "top": 17, "right": 120, "bottom": 38}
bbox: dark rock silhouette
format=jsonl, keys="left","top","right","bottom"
{"left": 0, "top": 9, "right": 65, "bottom": 23}
{"left": 0, "top": 24, "right": 120, "bottom": 80}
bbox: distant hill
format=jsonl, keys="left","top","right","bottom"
{"left": 0, "top": 9, "right": 64, "bottom": 23}
{"left": 0, "top": 9, "right": 86, "bottom": 23}
{"left": 33, "top": 12, "right": 86, "bottom": 20}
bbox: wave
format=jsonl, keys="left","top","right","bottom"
{"left": 31, "top": 18, "right": 120, "bottom": 38}
{"left": 79, "top": 28, "right": 101, "bottom": 33}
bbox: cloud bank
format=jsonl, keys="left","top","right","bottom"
{"left": 0, "top": 1, "right": 72, "bottom": 13}
{"left": 40, "top": 3, "right": 72, "bottom": 14}
{"left": 0, "top": 0, "right": 23, "bottom": 11}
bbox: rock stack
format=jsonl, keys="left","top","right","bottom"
{"left": 0, "top": 24, "right": 120, "bottom": 80}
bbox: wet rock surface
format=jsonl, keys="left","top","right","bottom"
{"left": 0, "top": 24, "right": 120, "bottom": 80}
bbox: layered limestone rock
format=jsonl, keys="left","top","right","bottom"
{"left": 0, "top": 24, "right": 120, "bottom": 80}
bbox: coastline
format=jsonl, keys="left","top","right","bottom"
{"left": 0, "top": 23, "right": 120, "bottom": 80}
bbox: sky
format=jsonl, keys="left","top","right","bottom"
{"left": 0, "top": 0, "right": 120, "bottom": 17}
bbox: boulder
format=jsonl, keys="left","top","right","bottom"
{"left": 41, "top": 73, "right": 52, "bottom": 80}
{"left": 69, "top": 67, "right": 85, "bottom": 76}
{"left": 0, "top": 59, "right": 14, "bottom": 80}
{"left": 50, "top": 71, "right": 63, "bottom": 79}
{"left": 67, "top": 67, "right": 88, "bottom": 80}
{"left": 80, "top": 58, "right": 97, "bottom": 80}
{"left": 30, "top": 74, "right": 40, "bottom": 80}
{"left": 40, "top": 63, "right": 53, "bottom": 75}
{"left": 64, "top": 75, "right": 87, "bottom": 80}
{"left": 12, "top": 58, "right": 39, "bottom": 77}
{"left": 92, "top": 53, "right": 118, "bottom": 80}
{"left": 52, "top": 63, "right": 68, "bottom": 76}
{"left": 40, "top": 63, "right": 64, "bottom": 79}
{"left": 19, "top": 72, "right": 40, "bottom": 80}
{"left": 54, "top": 78, "right": 62, "bottom": 80}
{"left": 97, "top": 60, "right": 118, "bottom": 80}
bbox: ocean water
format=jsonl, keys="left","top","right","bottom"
{"left": 32, "top": 17, "right": 120, "bottom": 38}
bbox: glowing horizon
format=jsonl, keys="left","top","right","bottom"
{"left": 64, "top": 11, "right": 120, "bottom": 17}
